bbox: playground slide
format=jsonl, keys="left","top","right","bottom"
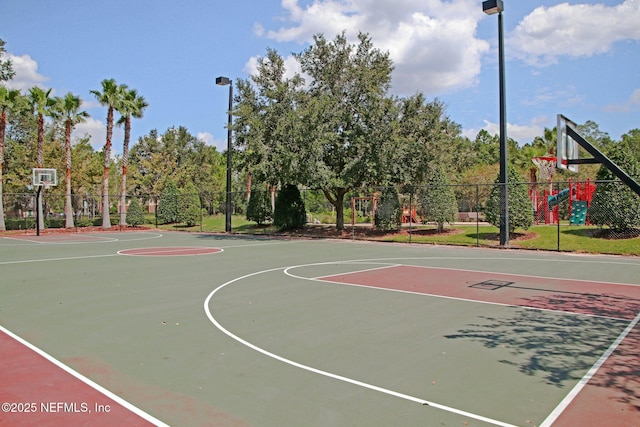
{"left": 548, "top": 188, "right": 570, "bottom": 208}
{"left": 569, "top": 201, "right": 588, "bottom": 225}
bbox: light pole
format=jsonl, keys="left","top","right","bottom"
{"left": 483, "top": 0, "right": 509, "bottom": 246}
{"left": 216, "top": 76, "right": 233, "bottom": 233}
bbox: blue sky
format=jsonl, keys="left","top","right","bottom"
{"left": 2, "top": 0, "right": 639, "bottom": 155}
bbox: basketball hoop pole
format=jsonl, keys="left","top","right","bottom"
{"left": 36, "top": 185, "right": 43, "bottom": 236}
{"left": 483, "top": 0, "right": 509, "bottom": 246}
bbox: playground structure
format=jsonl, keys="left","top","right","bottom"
{"left": 530, "top": 156, "right": 596, "bottom": 225}
{"left": 401, "top": 206, "right": 418, "bottom": 223}
{"left": 350, "top": 196, "right": 419, "bottom": 226}
{"left": 350, "top": 196, "right": 377, "bottom": 225}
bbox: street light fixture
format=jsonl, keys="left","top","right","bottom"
{"left": 216, "top": 76, "right": 233, "bottom": 233}
{"left": 483, "top": 0, "right": 509, "bottom": 246}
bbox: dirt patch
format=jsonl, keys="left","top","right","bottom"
{"left": 280, "top": 224, "right": 465, "bottom": 240}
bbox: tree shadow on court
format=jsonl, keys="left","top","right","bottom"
{"left": 445, "top": 293, "right": 640, "bottom": 410}
{"left": 588, "top": 323, "right": 640, "bottom": 411}
{"left": 445, "top": 309, "right": 616, "bottom": 386}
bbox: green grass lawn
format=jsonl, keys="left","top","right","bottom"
{"left": 146, "top": 214, "right": 640, "bottom": 256}
{"left": 381, "top": 224, "right": 640, "bottom": 256}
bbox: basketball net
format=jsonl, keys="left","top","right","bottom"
{"left": 532, "top": 156, "right": 556, "bottom": 182}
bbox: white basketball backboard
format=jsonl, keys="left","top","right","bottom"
{"left": 557, "top": 114, "right": 579, "bottom": 172}
{"left": 32, "top": 168, "right": 58, "bottom": 188}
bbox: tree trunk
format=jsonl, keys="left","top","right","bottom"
{"left": 323, "top": 188, "right": 348, "bottom": 231}
{"left": 120, "top": 116, "right": 131, "bottom": 227}
{"left": 120, "top": 167, "right": 127, "bottom": 227}
{"left": 0, "top": 166, "right": 4, "bottom": 232}
{"left": 102, "top": 166, "right": 110, "bottom": 228}
{"left": 37, "top": 113, "right": 45, "bottom": 232}
{"left": 0, "top": 115, "right": 5, "bottom": 231}
{"left": 102, "top": 106, "right": 113, "bottom": 229}
{"left": 64, "top": 120, "right": 74, "bottom": 228}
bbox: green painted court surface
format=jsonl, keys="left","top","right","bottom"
{"left": 1, "top": 231, "right": 639, "bottom": 426}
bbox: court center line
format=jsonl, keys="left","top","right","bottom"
{"left": 539, "top": 310, "right": 640, "bottom": 427}
{"left": 204, "top": 263, "right": 518, "bottom": 427}
{"left": 0, "top": 325, "right": 170, "bottom": 427}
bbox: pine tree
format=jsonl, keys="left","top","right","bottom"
{"left": 178, "top": 183, "right": 201, "bottom": 226}
{"left": 374, "top": 186, "right": 401, "bottom": 231}
{"left": 126, "top": 198, "right": 145, "bottom": 226}
{"left": 246, "top": 187, "right": 272, "bottom": 226}
{"left": 273, "top": 184, "right": 306, "bottom": 230}
{"left": 420, "top": 167, "right": 458, "bottom": 232}
{"left": 590, "top": 145, "right": 640, "bottom": 232}
{"left": 485, "top": 167, "right": 533, "bottom": 234}
{"left": 157, "top": 180, "right": 179, "bottom": 224}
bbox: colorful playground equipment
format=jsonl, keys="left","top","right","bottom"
{"left": 532, "top": 179, "right": 596, "bottom": 225}
{"left": 530, "top": 155, "right": 596, "bottom": 225}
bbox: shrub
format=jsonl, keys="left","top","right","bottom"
{"left": 126, "top": 198, "right": 146, "bottom": 226}
{"left": 375, "top": 186, "right": 401, "bottom": 231}
{"left": 485, "top": 167, "right": 533, "bottom": 233}
{"left": 158, "top": 180, "right": 179, "bottom": 224}
{"left": 178, "top": 183, "right": 201, "bottom": 226}
{"left": 590, "top": 145, "right": 640, "bottom": 232}
{"left": 246, "top": 187, "right": 272, "bottom": 225}
{"left": 420, "top": 167, "right": 458, "bottom": 232}
{"left": 273, "top": 184, "right": 306, "bottom": 230}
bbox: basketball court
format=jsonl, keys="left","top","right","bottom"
{"left": 1, "top": 230, "right": 639, "bottom": 426}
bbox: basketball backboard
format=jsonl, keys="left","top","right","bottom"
{"left": 32, "top": 168, "right": 58, "bottom": 188}
{"left": 557, "top": 114, "right": 579, "bottom": 172}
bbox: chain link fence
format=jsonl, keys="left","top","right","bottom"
{"left": 1, "top": 180, "right": 638, "bottom": 255}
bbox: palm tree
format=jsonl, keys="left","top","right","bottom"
{"left": 116, "top": 88, "right": 148, "bottom": 226}
{"left": 29, "top": 86, "right": 55, "bottom": 231}
{"left": 0, "top": 87, "right": 23, "bottom": 231}
{"left": 54, "top": 93, "right": 89, "bottom": 228}
{"left": 91, "top": 79, "right": 126, "bottom": 228}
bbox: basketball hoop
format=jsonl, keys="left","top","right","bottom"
{"left": 32, "top": 168, "right": 58, "bottom": 189}
{"left": 532, "top": 156, "right": 556, "bottom": 182}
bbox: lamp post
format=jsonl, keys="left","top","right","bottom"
{"left": 216, "top": 76, "right": 233, "bottom": 233}
{"left": 483, "top": 0, "right": 509, "bottom": 246}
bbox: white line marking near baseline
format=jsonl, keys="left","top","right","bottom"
{"left": 539, "top": 310, "right": 640, "bottom": 427}
{"left": 0, "top": 325, "right": 170, "bottom": 427}
{"left": 0, "top": 253, "right": 121, "bottom": 266}
{"left": 204, "top": 262, "right": 518, "bottom": 427}
{"left": 2, "top": 235, "right": 120, "bottom": 244}
{"left": 0, "top": 232, "right": 164, "bottom": 245}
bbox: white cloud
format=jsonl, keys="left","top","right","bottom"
{"left": 244, "top": 53, "right": 305, "bottom": 83}
{"left": 5, "top": 53, "right": 48, "bottom": 91}
{"left": 71, "top": 117, "right": 106, "bottom": 150}
{"left": 510, "top": 0, "right": 640, "bottom": 66}
{"left": 257, "top": 0, "right": 489, "bottom": 95}
{"left": 603, "top": 88, "right": 640, "bottom": 112}
{"left": 197, "top": 131, "right": 227, "bottom": 152}
{"left": 632, "top": 88, "right": 640, "bottom": 106}
{"left": 466, "top": 117, "right": 547, "bottom": 145}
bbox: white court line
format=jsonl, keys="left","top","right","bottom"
{"left": 540, "top": 311, "right": 640, "bottom": 426}
{"left": 285, "top": 262, "right": 632, "bottom": 322}
{"left": 0, "top": 253, "right": 121, "bottom": 265}
{"left": 1, "top": 232, "right": 164, "bottom": 245}
{"left": 0, "top": 325, "right": 170, "bottom": 427}
{"left": 204, "top": 263, "right": 518, "bottom": 427}
{"left": 117, "top": 247, "right": 223, "bottom": 256}
{"left": 329, "top": 256, "right": 640, "bottom": 288}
